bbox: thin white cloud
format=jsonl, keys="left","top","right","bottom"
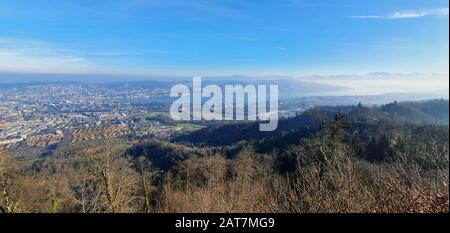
{"left": 0, "top": 37, "right": 171, "bottom": 74}
{"left": 348, "top": 8, "right": 449, "bottom": 20}
{"left": 0, "top": 38, "right": 95, "bottom": 73}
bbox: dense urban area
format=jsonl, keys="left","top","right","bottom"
{"left": 0, "top": 84, "right": 187, "bottom": 157}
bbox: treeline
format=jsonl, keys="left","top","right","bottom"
{"left": 1, "top": 107, "right": 448, "bottom": 213}
{"left": 174, "top": 99, "right": 449, "bottom": 146}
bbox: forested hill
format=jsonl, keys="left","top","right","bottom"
{"left": 378, "top": 99, "right": 449, "bottom": 125}
{"left": 174, "top": 99, "right": 449, "bottom": 147}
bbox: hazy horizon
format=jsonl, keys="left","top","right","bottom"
{"left": 1, "top": 71, "right": 448, "bottom": 99}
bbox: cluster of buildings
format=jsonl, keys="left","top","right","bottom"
{"left": 0, "top": 83, "right": 177, "bottom": 150}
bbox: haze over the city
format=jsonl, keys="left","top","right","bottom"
{"left": 0, "top": 0, "right": 449, "bottom": 95}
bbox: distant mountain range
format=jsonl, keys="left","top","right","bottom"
{"left": 0, "top": 76, "right": 348, "bottom": 99}
{"left": 1, "top": 72, "right": 448, "bottom": 100}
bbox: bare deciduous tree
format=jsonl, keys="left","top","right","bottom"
{"left": 89, "top": 146, "right": 139, "bottom": 213}
{"left": 0, "top": 151, "right": 20, "bottom": 213}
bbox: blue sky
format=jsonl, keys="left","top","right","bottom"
{"left": 0, "top": 0, "right": 448, "bottom": 76}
